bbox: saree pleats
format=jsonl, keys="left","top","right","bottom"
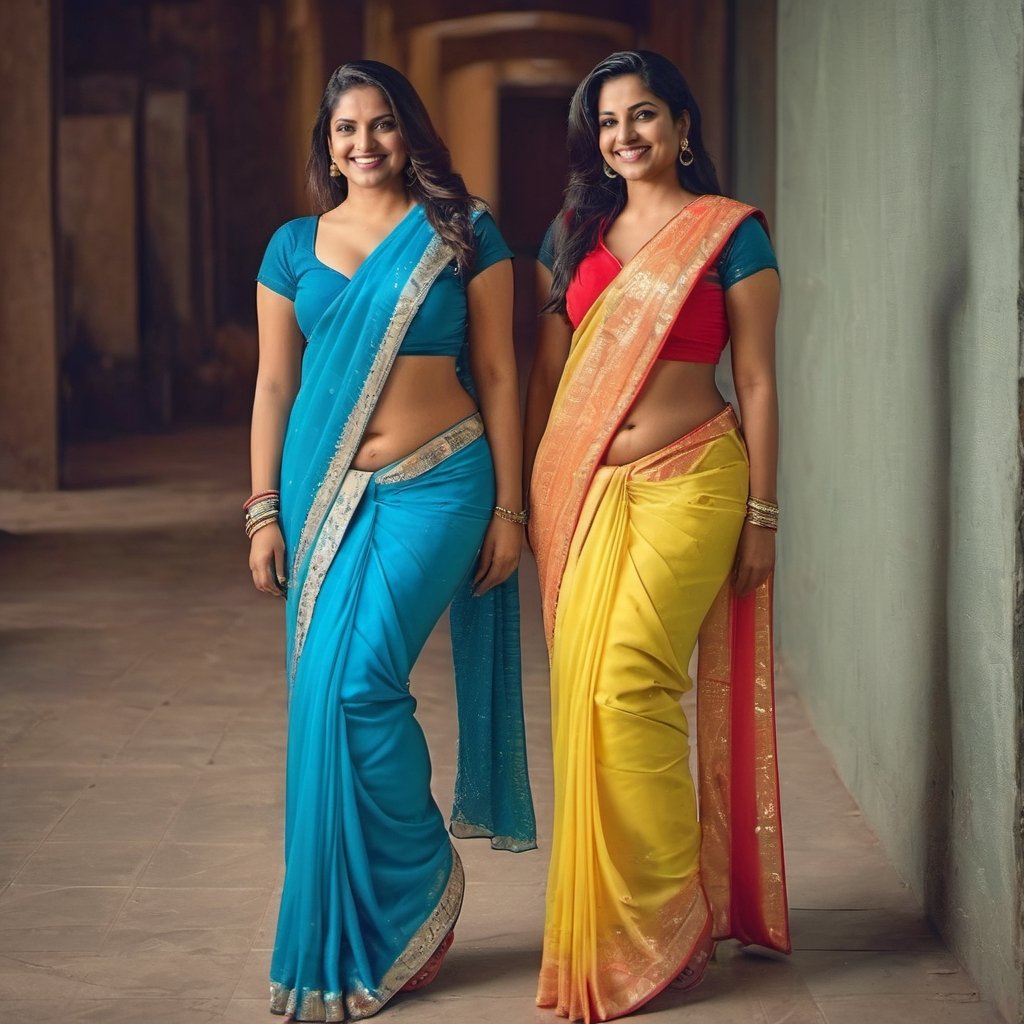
{"left": 271, "top": 430, "right": 494, "bottom": 1021}
{"left": 538, "top": 415, "right": 749, "bottom": 1023}
{"left": 270, "top": 209, "right": 535, "bottom": 1021}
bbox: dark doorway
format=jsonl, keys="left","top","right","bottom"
{"left": 497, "top": 88, "right": 571, "bottom": 386}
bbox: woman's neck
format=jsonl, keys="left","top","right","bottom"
{"left": 621, "top": 174, "right": 692, "bottom": 219}
{"left": 338, "top": 182, "right": 414, "bottom": 221}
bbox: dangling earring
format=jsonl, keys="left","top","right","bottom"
{"left": 679, "top": 139, "right": 695, "bottom": 167}
{"left": 405, "top": 163, "right": 417, "bottom": 185}
{"left": 603, "top": 163, "right": 617, "bottom": 179}
{"left": 329, "top": 159, "right": 341, "bottom": 178}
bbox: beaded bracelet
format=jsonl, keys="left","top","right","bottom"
{"left": 493, "top": 504, "right": 529, "bottom": 525}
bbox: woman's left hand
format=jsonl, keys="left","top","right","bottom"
{"left": 732, "top": 520, "right": 776, "bottom": 596}
{"left": 473, "top": 516, "right": 524, "bottom": 596}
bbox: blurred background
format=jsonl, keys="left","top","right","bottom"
{"left": 1, "top": 0, "right": 775, "bottom": 485}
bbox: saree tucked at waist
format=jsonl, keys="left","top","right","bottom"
{"left": 269, "top": 205, "right": 536, "bottom": 1022}
{"left": 531, "top": 196, "right": 790, "bottom": 1023}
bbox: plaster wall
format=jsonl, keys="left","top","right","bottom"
{"left": 0, "top": 0, "right": 57, "bottom": 489}
{"left": 443, "top": 62, "right": 499, "bottom": 209}
{"left": 775, "top": 2, "right": 1022, "bottom": 1017}
{"left": 59, "top": 115, "right": 138, "bottom": 361}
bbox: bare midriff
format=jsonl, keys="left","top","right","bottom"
{"left": 350, "top": 354, "right": 477, "bottom": 471}
{"left": 602, "top": 359, "right": 726, "bottom": 466}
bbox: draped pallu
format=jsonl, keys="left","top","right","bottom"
{"left": 531, "top": 196, "right": 790, "bottom": 1023}
{"left": 269, "top": 205, "right": 535, "bottom": 1022}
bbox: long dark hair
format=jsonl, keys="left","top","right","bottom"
{"left": 307, "top": 60, "right": 479, "bottom": 276}
{"left": 544, "top": 50, "right": 722, "bottom": 314}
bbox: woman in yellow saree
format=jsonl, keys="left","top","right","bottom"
{"left": 525, "top": 51, "right": 790, "bottom": 1022}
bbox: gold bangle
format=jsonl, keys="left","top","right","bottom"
{"left": 493, "top": 505, "right": 529, "bottom": 525}
{"left": 746, "top": 496, "right": 779, "bottom": 515}
{"left": 245, "top": 514, "right": 279, "bottom": 539}
{"left": 245, "top": 501, "right": 279, "bottom": 521}
{"left": 745, "top": 511, "right": 778, "bottom": 531}
{"left": 244, "top": 507, "right": 279, "bottom": 526}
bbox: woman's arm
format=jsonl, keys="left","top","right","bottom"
{"left": 727, "top": 267, "right": 780, "bottom": 596}
{"left": 466, "top": 258, "right": 523, "bottom": 596}
{"left": 523, "top": 262, "right": 572, "bottom": 500}
{"left": 249, "top": 283, "right": 304, "bottom": 597}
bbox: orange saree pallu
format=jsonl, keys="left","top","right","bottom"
{"left": 531, "top": 197, "right": 790, "bottom": 1023}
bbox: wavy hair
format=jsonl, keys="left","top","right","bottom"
{"left": 307, "top": 60, "right": 480, "bottom": 276}
{"left": 544, "top": 50, "right": 722, "bottom": 314}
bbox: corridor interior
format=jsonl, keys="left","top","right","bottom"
{"left": 0, "top": 424, "right": 1004, "bottom": 1023}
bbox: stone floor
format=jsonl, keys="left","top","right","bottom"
{"left": 0, "top": 426, "right": 1006, "bottom": 1024}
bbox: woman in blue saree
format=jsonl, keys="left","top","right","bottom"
{"left": 246, "top": 61, "right": 536, "bottom": 1021}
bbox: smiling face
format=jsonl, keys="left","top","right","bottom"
{"left": 596, "top": 74, "right": 689, "bottom": 186}
{"left": 327, "top": 84, "right": 408, "bottom": 192}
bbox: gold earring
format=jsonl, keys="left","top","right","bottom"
{"left": 405, "top": 163, "right": 417, "bottom": 184}
{"left": 329, "top": 159, "right": 341, "bottom": 178}
{"left": 603, "top": 163, "right": 617, "bottom": 179}
{"left": 679, "top": 139, "right": 694, "bottom": 167}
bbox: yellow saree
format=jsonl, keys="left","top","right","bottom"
{"left": 531, "top": 196, "right": 790, "bottom": 1022}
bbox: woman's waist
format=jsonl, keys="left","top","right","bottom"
{"left": 604, "top": 380, "right": 731, "bottom": 467}
{"left": 354, "top": 389, "right": 479, "bottom": 471}
{"left": 603, "top": 405, "right": 744, "bottom": 482}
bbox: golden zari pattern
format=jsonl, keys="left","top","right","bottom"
{"left": 531, "top": 198, "right": 790, "bottom": 1023}
{"left": 530, "top": 196, "right": 756, "bottom": 648}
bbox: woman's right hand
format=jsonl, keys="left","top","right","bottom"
{"left": 249, "top": 523, "right": 288, "bottom": 597}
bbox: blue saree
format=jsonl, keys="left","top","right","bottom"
{"left": 268, "top": 205, "right": 536, "bottom": 1021}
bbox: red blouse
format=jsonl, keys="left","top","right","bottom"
{"left": 565, "top": 235, "right": 728, "bottom": 363}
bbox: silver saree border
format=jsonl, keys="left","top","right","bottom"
{"left": 269, "top": 847, "right": 465, "bottom": 1021}
{"left": 374, "top": 413, "right": 483, "bottom": 485}
{"left": 289, "top": 233, "right": 455, "bottom": 683}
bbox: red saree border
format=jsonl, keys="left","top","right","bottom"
{"left": 698, "top": 579, "right": 791, "bottom": 952}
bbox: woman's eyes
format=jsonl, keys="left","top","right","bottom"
{"left": 599, "top": 110, "right": 655, "bottom": 129}
{"left": 334, "top": 120, "right": 396, "bottom": 133}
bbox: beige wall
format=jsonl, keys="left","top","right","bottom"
{"left": 59, "top": 115, "right": 138, "bottom": 361}
{"left": 0, "top": 0, "right": 58, "bottom": 489}
{"left": 443, "top": 62, "right": 500, "bottom": 208}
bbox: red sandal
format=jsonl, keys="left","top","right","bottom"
{"left": 401, "top": 929, "right": 455, "bottom": 992}
{"left": 669, "top": 918, "right": 715, "bottom": 993}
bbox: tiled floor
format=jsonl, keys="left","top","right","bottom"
{"left": 0, "top": 426, "right": 1005, "bottom": 1023}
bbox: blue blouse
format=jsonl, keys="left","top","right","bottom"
{"left": 258, "top": 210, "right": 513, "bottom": 355}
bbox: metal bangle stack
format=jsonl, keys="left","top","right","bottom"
{"left": 745, "top": 495, "right": 779, "bottom": 531}
{"left": 493, "top": 504, "right": 529, "bottom": 525}
{"left": 244, "top": 489, "right": 281, "bottom": 539}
